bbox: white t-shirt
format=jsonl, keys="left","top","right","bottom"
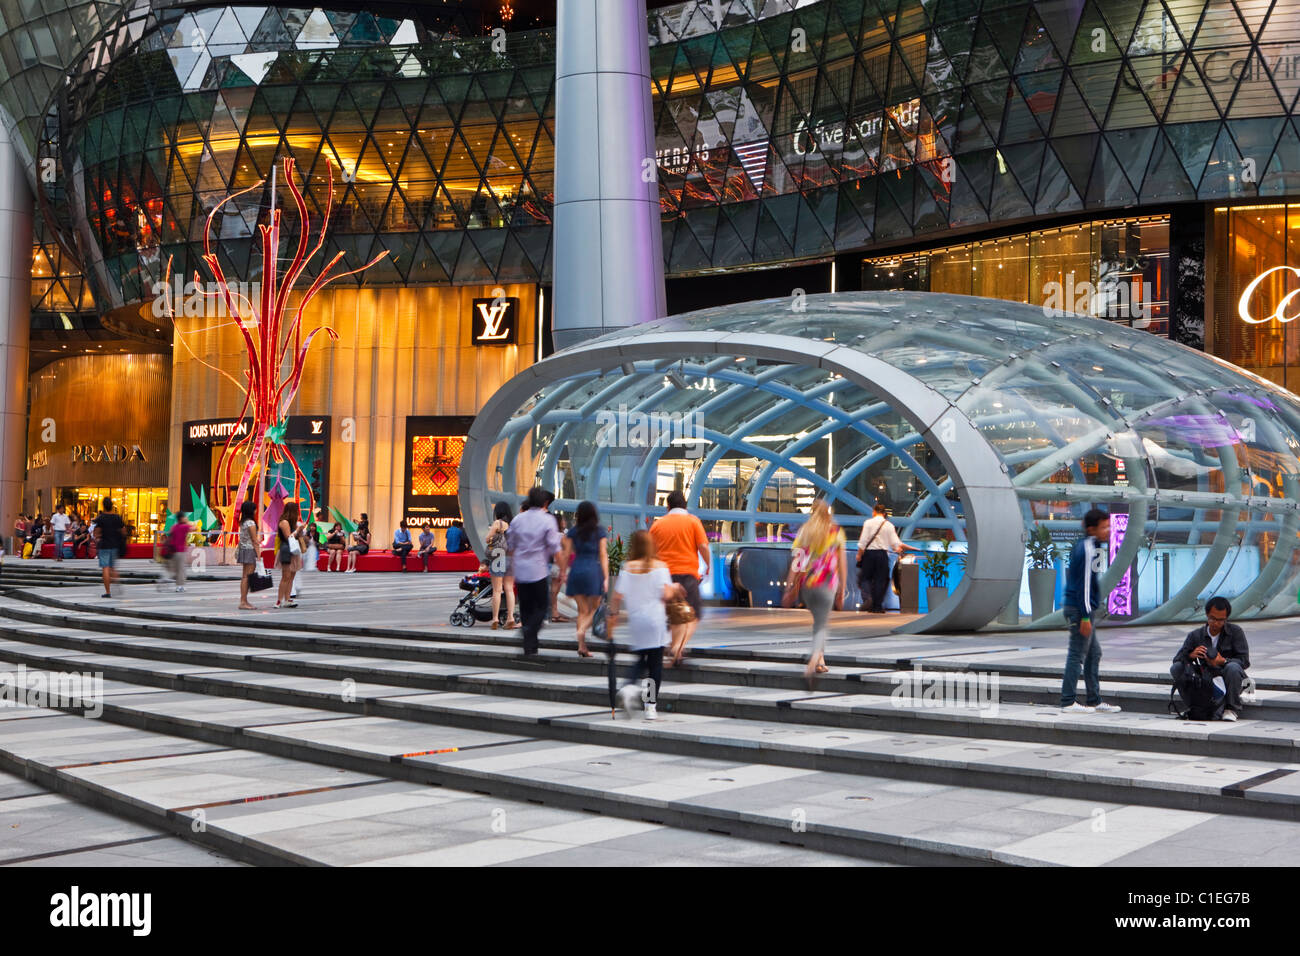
{"left": 49, "top": 514, "right": 70, "bottom": 532}
{"left": 615, "top": 564, "right": 672, "bottom": 651}
{"left": 858, "top": 515, "right": 901, "bottom": 551}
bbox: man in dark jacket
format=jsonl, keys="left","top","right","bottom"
{"left": 1171, "top": 596, "right": 1250, "bottom": 721}
{"left": 1059, "top": 508, "right": 1122, "bottom": 714}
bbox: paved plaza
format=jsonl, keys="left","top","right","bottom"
{"left": 0, "top": 558, "right": 1296, "bottom": 867}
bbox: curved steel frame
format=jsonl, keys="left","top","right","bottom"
{"left": 461, "top": 329, "right": 1023, "bottom": 634}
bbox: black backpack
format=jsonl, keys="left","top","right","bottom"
{"left": 1169, "top": 659, "right": 1224, "bottom": 721}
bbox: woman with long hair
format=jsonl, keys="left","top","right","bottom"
{"left": 790, "top": 499, "right": 847, "bottom": 689}
{"left": 607, "top": 530, "right": 682, "bottom": 719}
{"left": 235, "top": 499, "right": 260, "bottom": 610}
{"left": 486, "top": 501, "right": 517, "bottom": 629}
{"left": 276, "top": 502, "right": 301, "bottom": 608}
{"left": 560, "top": 500, "right": 608, "bottom": 657}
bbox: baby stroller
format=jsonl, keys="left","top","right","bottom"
{"left": 449, "top": 572, "right": 519, "bottom": 627}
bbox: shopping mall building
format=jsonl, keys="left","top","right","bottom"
{"left": 2, "top": 0, "right": 1299, "bottom": 624}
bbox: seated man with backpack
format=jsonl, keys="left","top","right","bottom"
{"left": 1170, "top": 596, "right": 1250, "bottom": 722}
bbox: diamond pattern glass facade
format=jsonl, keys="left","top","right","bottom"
{"left": 29, "top": 0, "right": 1300, "bottom": 320}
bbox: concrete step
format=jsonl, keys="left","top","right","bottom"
{"left": 4, "top": 600, "right": 1296, "bottom": 728}
{"left": 1, "top": 630, "right": 1299, "bottom": 821}
{"left": 8, "top": 586, "right": 1293, "bottom": 692}
{"left": 4, "top": 666, "right": 1293, "bottom": 866}
{"left": 0, "top": 700, "right": 881, "bottom": 867}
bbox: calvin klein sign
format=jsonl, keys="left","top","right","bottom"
{"left": 472, "top": 296, "right": 518, "bottom": 346}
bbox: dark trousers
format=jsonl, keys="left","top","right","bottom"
{"left": 858, "top": 549, "right": 890, "bottom": 611}
{"left": 418, "top": 547, "right": 436, "bottom": 570}
{"left": 623, "top": 647, "right": 664, "bottom": 702}
{"left": 394, "top": 543, "right": 412, "bottom": 568}
{"left": 1171, "top": 659, "right": 1246, "bottom": 713}
{"left": 517, "top": 577, "right": 549, "bottom": 654}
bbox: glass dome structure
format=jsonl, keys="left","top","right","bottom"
{"left": 461, "top": 291, "right": 1300, "bottom": 632}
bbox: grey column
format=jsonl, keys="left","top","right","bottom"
{"left": 552, "top": 0, "right": 666, "bottom": 351}
{"left": 0, "top": 118, "right": 31, "bottom": 540}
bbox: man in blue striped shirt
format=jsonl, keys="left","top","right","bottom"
{"left": 1059, "top": 508, "right": 1123, "bottom": 714}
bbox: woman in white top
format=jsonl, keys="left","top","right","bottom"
{"left": 606, "top": 530, "right": 684, "bottom": 720}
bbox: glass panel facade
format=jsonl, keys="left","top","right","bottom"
{"left": 862, "top": 216, "right": 1171, "bottom": 334}
{"left": 37, "top": 1, "right": 1300, "bottom": 319}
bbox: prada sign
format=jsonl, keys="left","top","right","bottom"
{"left": 72, "top": 444, "right": 147, "bottom": 464}
{"left": 472, "top": 296, "right": 518, "bottom": 345}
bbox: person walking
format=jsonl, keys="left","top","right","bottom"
{"left": 92, "top": 499, "right": 126, "bottom": 597}
{"left": 607, "top": 530, "right": 683, "bottom": 720}
{"left": 789, "top": 500, "right": 847, "bottom": 689}
{"left": 856, "top": 503, "right": 914, "bottom": 612}
{"left": 1060, "top": 508, "right": 1122, "bottom": 714}
{"left": 549, "top": 513, "right": 570, "bottom": 623}
{"left": 486, "top": 501, "right": 517, "bottom": 629}
{"left": 235, "top": 499, "right": 261, "bottom": 610}
{"left": 417, "top": 524, "right": 437, "bottom": 571}
{"left": 506, "top": 487, "right": 562, "bottom": 656}
{"left": 560, "top": 500, "right": 608, "bottom": 658}
{"left": 167, "top": 511, "right": 191, "bottom": 591}
{"left": 649, "top": 490, "right": 711, "bottom": 667}
{"left": 393, "top": 520, "right": 413, "bottom": 571}
{"left": 275, "top": 502, "right": 301, "bottom": 608}
{"left": 49, "top": 505, "right": 70, "bottom": 562}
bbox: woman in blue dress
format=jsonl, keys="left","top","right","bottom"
{"left": 560, "top": 500, "right": 607, "bottom": 658}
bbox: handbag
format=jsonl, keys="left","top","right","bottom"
{"left": 248, "top": 564, "right": 273, "bottom": 592}
{"left": 289, "top": 535, "right": 301, "bottom": 556}
{"left": 781, "top": 548, "right": 806, "bottom": 608}
{"left": 666, "top": 598, "right": 696, "bottom": 625}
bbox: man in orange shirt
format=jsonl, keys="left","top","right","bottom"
{"left": 649, "top": 490, "right": 711, "bottom": 666}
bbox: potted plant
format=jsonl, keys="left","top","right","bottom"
{"left": 1026, "top": 525, "right": 1061, "bottom": 619}
{"left": 920, "top": 540, "right": 953, "bottom": 613}
{"left": 607, "top": 533, "right": 625, "bottom": 577}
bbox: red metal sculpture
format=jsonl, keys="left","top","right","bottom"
{"left": 166, "top": 157, "right": 387, "bottom": 543}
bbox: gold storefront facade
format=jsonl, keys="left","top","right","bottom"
{"left": 862, "top": 216, "right": 1172, "bottom": 335}
{"left": 169, "top": 282, "right": 538, "bottom": 546}
{"left": 24, "top": 354, "right": 171, "bottom": 539}
{"left": 1211, "top": 204, "right": 1300, "bottom": 391}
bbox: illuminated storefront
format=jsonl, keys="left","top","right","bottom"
{"left": 862, "top": 217, "right": 1171, "bottom": 334}
{"left": 1211, "top": 203, "right": 1300, "bottom": 390}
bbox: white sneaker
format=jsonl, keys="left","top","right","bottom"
{"left": 1093, "top": 702, "right": 1122, "bottom": 714}
{"left": 1222, "top": 709, "right": 1239, "bottom": 722}
{"left": 1061, "top": 702, "right": 1095, "bottom": 714}
{"left": 644, "top": 702, "right": 658, "bottom": 721}
{"left": 617, "top": 684, "right": 639, "bottom": 718}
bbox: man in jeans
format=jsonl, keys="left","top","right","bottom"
{"left": 1060, "top": 508, "right": 1122, "bottom": 714}
{"left": 649, "top": 490, "right": 710, "bottom": 667}
{"left": 1171, "top": 596, "right": 1251, "bottom": 721}
{"left": 507, "top": 487, "right": 562, "bottom": 655}
{"left": 49, "top": 505, "right": 70, "bottom": 561}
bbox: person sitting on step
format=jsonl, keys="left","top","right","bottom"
{"left": 1171, "top": 595, "right": 1251, "bottom": 721}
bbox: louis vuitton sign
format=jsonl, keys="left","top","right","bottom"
{"left": 472, "top": 296, "right": 519, "bottom": 346}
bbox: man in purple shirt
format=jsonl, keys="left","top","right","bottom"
{"left": 507, "top": 486, "right": 562, "bottom": 655}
